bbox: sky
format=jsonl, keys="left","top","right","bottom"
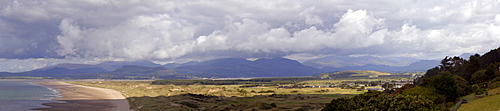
{"left": 1, "top": 0, "right": 500, "bottom": 72}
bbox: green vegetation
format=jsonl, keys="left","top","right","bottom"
{"left": 323, "top": 47, "right": 500, "bottom": 110}
{"left": 69, "top": 80, "right": 365, "bottom": 110}
{"left": 323, "top": 90, "right": 434, "bottom": 111}
{"left": 69, "top": 80, "right": 365, "bottom": 98}
{"left": 427, "top": 71, "right": 458, "bottom": 102}
{"left": 128, "top": 93, "right": 338, "bottom": 110}
{"left": 458, "top": 87, "right": 500, "bottom": 111}
{"left": 402, "top": 86, "right": 445, "bottom": 104}
{"left": 61, "top": 47, "right": 500, "bottom": 110}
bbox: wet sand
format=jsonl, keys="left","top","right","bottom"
{"left": 32, "top": 81, "right": 132, "bottom": 111}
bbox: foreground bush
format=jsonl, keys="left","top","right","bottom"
{"left": 323, "top": 90, "right": 433, "bottom": 111}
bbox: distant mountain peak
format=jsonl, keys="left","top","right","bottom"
{"left": 175, "top": 57, "right": 322, "bottom": 77}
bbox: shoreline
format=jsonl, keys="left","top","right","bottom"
{"left": 32, "top": 81, "right": 132, "bottom": 111}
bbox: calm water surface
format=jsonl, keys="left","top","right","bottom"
{"left": 0, "top": 80, "right": 61, "bottom": 111}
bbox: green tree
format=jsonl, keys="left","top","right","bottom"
{"left": 427, "top": 71, "right": 458, "bottom": 102}
{"left": 323, "top": 91, "right": 433, "bottom": 111}
{"left": 378, "top": 94, "right": 434, "bottom": 111}
{"left": 439, "top": 56, "right": 453, "bottom": 72}
{"left": 323, "top": 96, "right": 359, "bottom": 111}
{"left": 454, "top": 75, "right": 472, "bottom": 97}
{"left": 471, "top": 70, "right": 489, "bottom": 84}
{"left": 423, "top": 67, "right": 441, "bottom": 80}
{"left": 402, "top": 86, "right": 445, "bottom": 104}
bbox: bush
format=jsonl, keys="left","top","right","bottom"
{"left": 258, "top": 90, "right": 275, "bottom": 93}
{"left": 403, "top": 86, "right": 445, "bottom": 104}
{"left": 261, "top": 103, "right": 274, "bottom": 109}
{"left": 270, "top": 103, "right": 277, "bottom": 107}
{"left": 323, "top": 91, "right": 433, "bottom": 111}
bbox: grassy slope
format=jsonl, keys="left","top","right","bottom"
{"left": 458, "top": 87, "right": 500, "bottom": 111}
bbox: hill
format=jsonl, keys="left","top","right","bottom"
{"left": 317, "top": 70, "right": 391, "bottom": 78}
{"left": 4, "top": 60, "right": 163, "bottom": 79}
{"left": 8, "top": 63, "right": 111, "bottom": 78}
{"left": 100, "top": 65, "right": 193, "bottom": 79}
{"left": 96, "top": 60, "right": 162, "bottom": 70}
{"left": 2, "top": 58, "right": 323, "bottom": 79}
{"left": 320, "top": 60, "right": 439, "bottom": 72}
{"left": 1, "top": 57, "right": 435, "bottom": 79}
{"left": 175, "top": 58, "right": 323, "bottom": 78}
{"left": 458, "top": 87, "right": 500, "bottom": 111}
{"left": 302, "top": 56, "right": 414, "bottom": 68}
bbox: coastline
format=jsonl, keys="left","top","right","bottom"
{"left": 32, "top": 81, "right": 132, "bottom": 111}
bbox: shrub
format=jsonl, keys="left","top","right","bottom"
{"left": 323, "top": 90, "right": 433, "bottom": 111}
{"left": 258, "top": 90, "right": 275, "bottom": 93}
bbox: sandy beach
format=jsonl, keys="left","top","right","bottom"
{"left": 32, "top": 81, "right": 132, "bottom": 111}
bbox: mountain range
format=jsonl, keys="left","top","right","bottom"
{"left": 321, "top": 60, "right": 439, "bottom": 72}
{"left": 174, "top": 58, "right": 323, "bottom": 77}
{"left": 0, "top": 57, "right": 439, "bottom": 79}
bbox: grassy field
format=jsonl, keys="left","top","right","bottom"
{"left": 488, "top": 84, "right": 500, "bottom": 95}
{"left": 68, "top": 80, "right": 366, "bottom": 110}
{"left": 67, "top": 80, "right": 366, "bottom": 97}
{"left": 460, "top": 93, "right": 476, "bottom": 101}
{"left": 458, "top": 87, "right": 500, "bottom": 111}
{"left": 297, "top": 78, "right": 408, "bottom": 85}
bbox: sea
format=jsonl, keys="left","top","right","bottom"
{"left": 0, "top": 80, "right": 62, "bottom": 111}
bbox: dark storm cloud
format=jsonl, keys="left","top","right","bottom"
{"left": 0, "top": 0, "right": 499, "bottom": 62}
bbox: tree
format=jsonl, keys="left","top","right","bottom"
{"left": 454, "top": 75, "right": 472, "bottom": 97}
{"left": 322, "top": 96, "right": 359, "bottom": 111}
{"left": 458, "top": 54, "right": 481, "bottom": 81}
{"left": 439, "top": 56, "right": 453, "bottom": 72}
{"left": 485, "top": 63, "right": 500, "bottom": 79}
{"left": 427, "top": 71, "right": 458, "bottom": 102}
{"left": 423, "top": 67, "right": 440, "bottom": 81}
{"left": 471, "top": 70, "right": 489, "bottom": 84}
{"left": 402, "top": 86, "right": 445, "bottom": 104}
{"left": 378, "top": 94, "right": 434, "bottom": 111}
{"left": 323, "top": 91, "right": 433, "bottom": 111}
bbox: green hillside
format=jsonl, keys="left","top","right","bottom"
{"left": 458, "top": 87, "right": 500, "bottom": 111}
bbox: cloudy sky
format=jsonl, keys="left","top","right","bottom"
{"left": 1, "top": 0, "right": 500, "bottom": 72}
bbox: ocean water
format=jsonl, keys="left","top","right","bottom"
{"left": 0, "top": 80, "right": 62, "bottom": 111}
